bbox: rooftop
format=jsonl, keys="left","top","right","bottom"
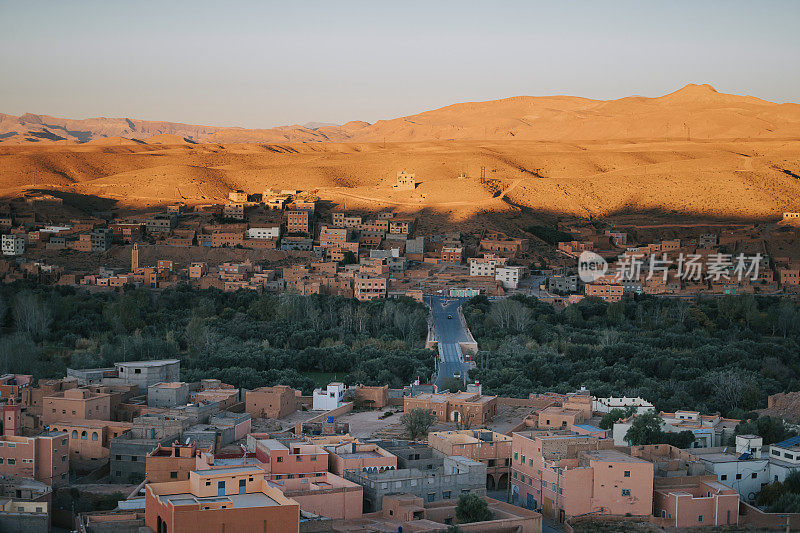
{"left": 116, "top": 359, "right": 180, "bottom": 368}
{"left": 583, "top": 450, "right": 650, "bottom": 463}
{"left": 160, "top": 492, "right": 278, "bottom": 509}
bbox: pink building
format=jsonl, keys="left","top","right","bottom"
{"left": 253, "top": 439, "right": 328, "bottom": 480}
{"left": 324, "top": 441, "right": 397, "bottom": 476}
{"left": 511, "top": 431, "right": 653, "bottom": 523}
{"left": 267, "top": 471, "right": 363, "bottom": 520}
{"left": 0, "top": 432, "right": 69, "bottom": 485}
{"left": 654, "top": 476, "right": 739, "bottom": 527}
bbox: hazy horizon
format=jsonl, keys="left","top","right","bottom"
{"left": 1, "top": 0, "right": 799, "bottom": 128}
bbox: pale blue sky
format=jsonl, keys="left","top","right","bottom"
{"left": 1, "top": 1, "right": 798, "bottom": 128}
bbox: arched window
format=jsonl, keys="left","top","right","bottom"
{"left": 71, "top": 430, "right": 77, "bottom": 439}
{"left": 81, "top": 431, "right": 87, "bottom": 440}
{"left": 92, "top": 432, "right": 98, "bottom": 441}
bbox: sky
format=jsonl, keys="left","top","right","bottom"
{"left": 1, "top": 1, "right": 799, "bottom": 128}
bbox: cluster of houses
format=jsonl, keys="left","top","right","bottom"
{"left": 0, "top": 186, "right": 532, "bottom": 301}
{"left": 0, "top": 361, "right": 797, "bottom": 531}
{"left": 552, "top": 223, "right": 800, "bottom": 304}
{"left": 1, "top": 188, "right": 796, "bottom": 308}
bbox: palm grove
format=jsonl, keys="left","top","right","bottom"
{"left": 0, "top": 282, "right": 433, "bottom": 393}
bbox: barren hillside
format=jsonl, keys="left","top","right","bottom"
{"left": 1, "top": 138, "right": 798, "bottom": 221}
{"left": 3, "top": 84, "right": 799, "bottom": 145}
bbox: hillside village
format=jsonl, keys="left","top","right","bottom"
{"left": 1, "top": 177, "right": 799, "bottom": 303}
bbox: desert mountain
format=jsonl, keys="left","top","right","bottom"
{"left": 2, "top": 84, "right": 799, "bottom": 145}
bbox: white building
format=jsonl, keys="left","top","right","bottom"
{"left": 593, "top": 396, "right": 654, "bottom": 415}
{"left": 767, "top": 435, "right": 800, "bottom": 483}
{"left": 245, "top": 226, "right": 281, "bottom": 240}
{"left": 312, "top": 382, "right": 347, "bottom": 411}
{"left": 469, "top": 255, "right": 506, "bottom": 277}
{"left": 693, "top": 436, "right": 770, "bottom": 502}
{"left": 495, "top": 266, "right": 523, "bottom": 289}
{"left": 612, "top": 410, "right": 738, "bottom": 448}
{"left": 1, "top": 234, "right": 25, "bottom": 256}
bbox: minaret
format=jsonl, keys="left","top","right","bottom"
{"left": 131, "top": 243, "right": 139, "bottom": 272}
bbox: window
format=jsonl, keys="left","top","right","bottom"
{"left": 296, "top": 456, "right": 302, "bottom": 462}
{"left": 521, "top": 455, "right": 525, "bottom": 464}
{"left": 170, "top": 471, "right": 178, "bottom": 479}
{"left": 624, "top": 471, "right": 630, "bottom": 477}
{"left": 698, "top": 515, "right": 704, "bottom": 523}
{"left": 116, "top": 455, "right": 121, "bottom": 461}
{"left": 81, "top": 431, "right": 87, "bottom": 440}
{"left": 427, "top": 493, "right": 435, "bottom": 502}
{"left": 131, "top": 456, "right": 137, "bottom": 462}
{"left": 514, "top": 452, "right": 518, "bottom": 460}
{"left": 443, "top": 491, "right": 451, "bottom": 499}
{"left": 721, "top": 474, "right": 727, "bottom": 480}
{"left": 7, "top": 459, "right": 14, "bottom": 465}
{"left": 92, "top": 432, "right": 98, "bottom": 441}
{"left": 72, "top": 431, "right": 78, "bottom": 439}
{"left": 736, "top": 474, "right": 742, "bottom": 480}
{"left": 0, "top": 459, "right": 4, "bottom": 464}
{"left": 276, "top": 457, "right": 283, "bottom": 462}
{"left": 621, "top": 489, "right": 631, "bottom": 496}
{"left": 752, "top": 473, "right": 758, "bottom": 479}
{"left": 62, "top": 439, "right": 67, "bottom": 446}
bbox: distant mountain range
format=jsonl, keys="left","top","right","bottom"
{"left": 2, "top": 84, "right": 799, "bottom": 145}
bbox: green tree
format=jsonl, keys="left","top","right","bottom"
{"left": 455, "top": 493, "right": 493, "bottom": 523}
{"left": 769, "top": 492, "right": 800, "bottom": 513}
{"left": 624, "top": 411, "right": 663, "bottom": 445}
{"left": 400, "top": 408, "right": 437, "bottom": 440}
{"left": 599, "top": 408, "right": 627, "bottom": 430}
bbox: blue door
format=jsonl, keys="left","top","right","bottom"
{"left": 217, "top": 480, "right": 225, "bottom": 496}
{"left": 527, "top": 493, "right": 536, "bottom": 509}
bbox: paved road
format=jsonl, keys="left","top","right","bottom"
{"left": 424, "top": 295, "right": 473, "bottom": 390}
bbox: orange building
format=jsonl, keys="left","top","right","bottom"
{"left": 537, "top": 406, "right": 588, "bottom": 429}
{"left": 246, "top": 385, "right": 297, "bottom": 419}
{"left": 146, "top": 442, "right": 207, "bottom": 483}
{"left": 286, "top": 210, "right": 310, "bottom": 234}
{"left": 428, "top": 429, "right": 512, "bottom": 490}
{"left": 403, "top": 392, "right": 498, "bottom": 425}
{"left": 353, "top": 385, "right": 389, "bottom": 409}
{"left": 42, "top": 388, "right": 112, "bottom": 425}
{"left": 267, "top": 471, "right": 362, "bottom": 520}
{"left": 324, "top": 441, "right": 397, "bottom": 476}
{"left": 654, "top": 476, "right": 739, "bottom": 527}
{"left": 584, "top": 283, "right": 624, "bottom": 302}
{"left": 779, "top": 269, "right": 799, "bottom": 286}
{"left": 354, "top": 276, "right": 387, "bottom": 301}
{"left": 22, "top": 377, "right": 78, "bottom": 417}
{"left": 441, "top": 246, "right": 463, "bottom": 264}
{"left": 145, "top": 466, "right": 300, "bottom": 533}
{"left": 510, "top": 431, "right": 653, "bottom": 522}
{"left": 0, "top": 432, "right": 69, "bottom": 485}
{"left": 48, "top": 419, "right": 132, "bottom": 465}
{"left": 253, "top": 439, "right": 328, "bottom": 480}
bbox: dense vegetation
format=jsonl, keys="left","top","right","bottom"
{"left": 0, "top": 283, "right": 433, "bottom": 394}
{"left": 464, "top": 293, "right": 800, "bottom": 418}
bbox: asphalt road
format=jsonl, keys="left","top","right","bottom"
{"left": 424, "top": 295, "right": 473, "bottom": 390}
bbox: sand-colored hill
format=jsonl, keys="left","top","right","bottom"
{"left": 1, "top": 85, "right": 798, "bottom": 224}
{"left": 1, "top": 137, "right": 798, "bottom": 224}
{"left": 3, "top": 84, "right": 800, "bottom": 146}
